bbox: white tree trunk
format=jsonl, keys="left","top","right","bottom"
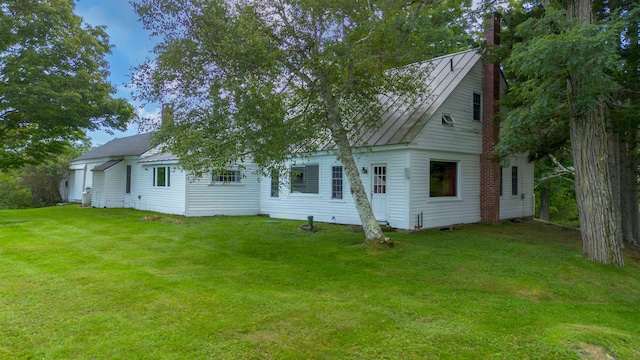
{"left": 322, "top": 93, "right": 388, "bottom": 244}
{"left": 330, "top": 121, "right": 389, "bottom": 244}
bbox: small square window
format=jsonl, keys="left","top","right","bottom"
{"left": 442, "top": 113, "right": 455, "bottom": 126}
{"left": 153, "top": 166, "right": 171, "bottom": 187}
{"left": 430, "top": 161, "right": 457, "bottom": 197}
{"left": 291, "top": 165, "right": 319, "bottom": 194}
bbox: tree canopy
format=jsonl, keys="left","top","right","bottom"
{"left": 132, "top": 0, "right": 474, "bottom": 242}
{"left": 0, "top": 0, "right": 134, "bottom": 169}
{"left": 496, "top": 0, "right": 640, "bottom": 265}
{"left": 133, "top": 0, "right": 473, "bottom": 171}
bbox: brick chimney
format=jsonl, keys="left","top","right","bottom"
{"left": 480, "top": 12, "right": 501, "bottom": 223}
{"left": 161, "top": 103, "right": 174, "bottom": 127}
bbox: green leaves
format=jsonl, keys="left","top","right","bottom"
{"left": 498, "top": 6, "right": 625, "bottom": 158}
{"left": 0, "top": 0, "right": 134, "bottom": 169}
{"left": 133, "top": 0, "right": 473, "bottom": 174}
{"left": 508, "top": 7, "right": 622, "bottom": 115}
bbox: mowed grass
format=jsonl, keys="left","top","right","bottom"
{"left": 0, "top": 206, "right": 639, "bottom": 359}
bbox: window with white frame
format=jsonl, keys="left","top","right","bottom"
{"left": 473, "top": 92, "right": 482, "bottom": 121}
{"left": 332, "top": 166, "right": 343, "bottom": 199}
{"left": 291, "top": 164, "right": 319, "bottom": 194}
{"left": 442, "top": 113, "right": 455, "bottom": 125}
{"left": 511, "top": 166, "right": 518, "bottom": 196}
{"left": 213, "top": 169, "right": 241, "bottom": 184}
{"left": 430, "top": 161, "right": 457, "bottom": 197}
{"left": 153, "top": 166, "right": 171, "bottom": 187}
{"left": 270, "top": 169, "right": 279, "bottom": 197}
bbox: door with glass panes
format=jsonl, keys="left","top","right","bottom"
{"left": 371, "top": 164, "right": 387, "bottom": 221}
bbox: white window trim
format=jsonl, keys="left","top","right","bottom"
{"left": 290, "top": 164, "right": 320, "bottom": 195}
{"left": 211, "top": 169, "right": 243, "bottom": 185}
{"left": 270, "top": 169, "right": 280, "bottom": 198}
{"left": 473, "top": 92, "right": 482, "bottom": 121}
{"left": 442, "top": 113, "right": 456, "bottom": 126}
{"left": 428, "top": 159, "right": 461, "bottom": 200}
{"left": 510, "top": 166, "right": 520, "bottom": 198}
{"left": 331, "top": 165, "right": 344, "bottom": 200}
{"left": 153, "top": 166, "right": 171, "bottom": 187}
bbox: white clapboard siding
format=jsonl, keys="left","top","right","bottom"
{"left": 91, "top": 171, "right": 106, "bottom": 208}
{"left": 123, "top": 160, "right": 136, "bottom": 209}
{"left": 259, "top": 149, "right": 410, "bottom": 229}
{"left": 408, "top": 150, "right": 481, "bottom": 229}
{"left": 139, "top": 144, "right": 165, "bottom": 158}
{"left": 68, "top": 159, "right": 110, "bottom": 202}
{"left": 103, "top": 162, "right": 126, "bottom": 208}
{"left": 130, "top": 163, "right": 186, "bottom": 215}
{"left": 185, "top": 164, "right": 261, "bottom": 216}
{"left": 500, "top": 155, "right": 535, "bottom": 219}
{"left": 410, "top": 61, "right": 483, "bottom": 154}
{"left": 260, "top": 154, "right": 360, "bottom": 225}
{"left": 67, "top": 167, "right": 86, "bottom": 202}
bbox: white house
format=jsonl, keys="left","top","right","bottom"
{"left": 66, "top": 135, "right": 262, "bottom": 217}
{"left": 66, "top": 39, "right": 535, "bottom": 230}
{"left": 261, "top": 47, "right": 534, "bottom": 229}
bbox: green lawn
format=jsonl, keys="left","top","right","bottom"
{"left": 0, "top": 206, "right": 638, "bottom": 359}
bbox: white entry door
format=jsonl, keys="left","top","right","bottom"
{"left": 371, "top": 164, "right": 387, "bottom": 221}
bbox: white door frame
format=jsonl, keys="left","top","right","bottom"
{"left": 371, "top": 164, "right": 388, "bottom": 221}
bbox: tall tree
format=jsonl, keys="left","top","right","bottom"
{"left": 501, "top": 2, "right": 627, "bottom": 265}
{"left": 599, "top": 0, "right": 640, "bottom": 248}
{"left": 131, "top": 0, "right": 473, "bottom": 244}
{"left": 499, "top": 1, "right": 640, "bottom": 251}
{"left": 0, "top": 0, "right": 134, "bottom": 170}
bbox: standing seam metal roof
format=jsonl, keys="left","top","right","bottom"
{"left": 326, "top": 50, "right": 482, "bottom": 150}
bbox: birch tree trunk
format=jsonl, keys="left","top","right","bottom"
{"left": 323, "top": 93, "right": 389, "bottom": 245}
{"left": 330, "top": 122, "right": 389, "bottom": 244}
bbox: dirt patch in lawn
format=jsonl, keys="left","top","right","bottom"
{"left": 576, "top": 343, "right": 615, "bottom": 360}
{"left": 141, "top": 215, "right": 182, "bottom": 224}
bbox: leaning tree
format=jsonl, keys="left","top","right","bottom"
{"left": 131, "top": 0, "right": 473, "bottom": 244}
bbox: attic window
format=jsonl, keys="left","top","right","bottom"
{"left": 442, "top": 114, "right": 455, "bottom": 126}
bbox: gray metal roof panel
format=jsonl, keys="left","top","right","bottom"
{"left": 348, "top": 50, "right": 481, "bottom": 148}
{"left": 73, "top": 132, "right": 155, "bottom": 161}
{"left": 91, "top": 159, "right": 123, "bottom": 171}
{"left": 137, "top": 152, "right": 179, "bottom": 163}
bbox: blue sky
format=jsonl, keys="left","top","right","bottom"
{"left": 75, "top": 0, "right": 158, "bottom": 146}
